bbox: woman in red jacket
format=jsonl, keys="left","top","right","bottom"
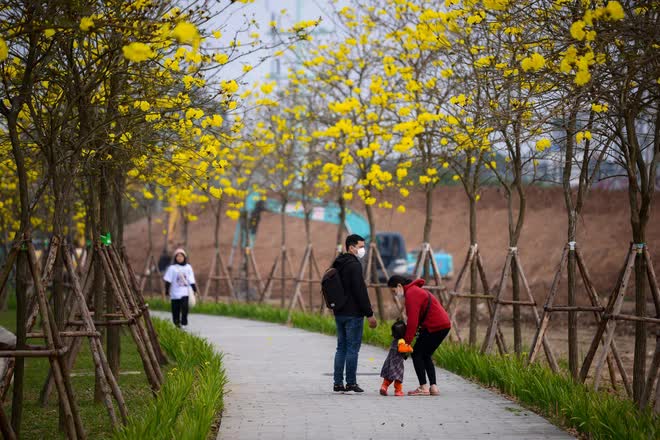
{"left": 387, "top": 275, "right": 451, "bottom": 396}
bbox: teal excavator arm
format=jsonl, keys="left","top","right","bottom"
{"left": 231, "top": 192, "right": 371, "bottom": 248}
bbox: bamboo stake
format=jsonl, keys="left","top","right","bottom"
{"left": 513, "top": 252, "right": 559, "bottom": 372}
{"left": 260, "top": 253, "right": 280, "bottom": 302}
{"left": 0, "top": 246, "right": 18, "bottom": 299}
{"left": 26, "top": 242, "right": 83, "bottom": 440}
{"left": 203, "top": 251, "right": 218, "bottom": 301}
{"left": 0, "top": 405, "right": 16, "bottom": 440}
{"left": 481, "top": 250, "right": 513, "bottom": 354}
{"left": 586, "top": 245, "right": 637, "bottom": 390}
{"left": 120, "top": 247, "right": 169, "bottom": 366}
{"left": 97, "top": 246, "right": 160, "bottom": 392}
{"left": 575, "top": 247, "right": 631, "bottom": 396}
{"left": 107, "top": 247, "right": 162, "bottom": 384}
{"left": 476, "top": 251, "right": 507, "bottom": 355}
{"left": 286, "top": 245, "right": 312, "bottom": 323}
{"left": 528, "top": 245, "right": 568, "bottom": 365}
{"left": 61, "top": 247, "right": 125, "bottom": 426}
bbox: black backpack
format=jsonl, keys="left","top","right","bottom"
{"left": 321, "top": 267, "right": 348, "bottom": 310}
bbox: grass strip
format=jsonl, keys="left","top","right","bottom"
{"left": 147, "top": 299, "right": 658, "bottom": 440}
{"left": 112, "top": 318, "right": 226, "bottom": 440}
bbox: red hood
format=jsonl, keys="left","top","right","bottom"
{"left": 406, "top": 279, "right": 425, "bottom": 289}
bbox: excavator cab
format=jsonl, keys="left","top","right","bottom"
{"left": 375, "top": 232, "right": 409, "bottom": 281}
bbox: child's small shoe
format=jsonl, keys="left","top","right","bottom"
{"left": 394, "top": 389, "right": 405, "bottom": 397}
{"left": 379, "top": 385, "right": 388, "bottom": 396}
{"left": 397, "top": 338, "right": 413, "bottom": 353}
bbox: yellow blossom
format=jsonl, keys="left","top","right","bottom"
{"left": 122, "top": 42, "right": 154, "bottom": 62}
{"left": 80, "top": 17, "right": 94, "bottom": 31}
{"left": 172, "top": 22, "right": 200, "bottom": 45}
{"left": 0, "top": 39, "right": 7, "bottom": 61}
{"left": 521, "top": 53, "right": 545, "bottom": 72}
{"left": 536, "top": 138, "right": 551, "bottom": 151}
{"left": 603, "top": 1, "right": 625, "bottom": 20}
{"left": 570, "top": 21, "right": 586, "bottom": 41}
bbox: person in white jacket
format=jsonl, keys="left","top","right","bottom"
{"left": 163, "top": 248, "right": 197, "bottom": 328}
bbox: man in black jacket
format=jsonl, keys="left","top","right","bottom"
{"left": 331, "top": 234, "right": 377, "bottom": 393}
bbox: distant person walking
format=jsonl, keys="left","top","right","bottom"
{"left": 163, "top": 248, "right": 197, "bottom": 328}
{"left": 387, "top": 275, "right": 451, "bottom": 396}
{"left": 331, "top": 234, "right": 377, "bottom": 393}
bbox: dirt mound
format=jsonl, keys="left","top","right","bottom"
{"left": 123, "top": 185, "right": 658, "bottom": 308}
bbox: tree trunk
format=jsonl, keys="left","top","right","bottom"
{"left": 181, "top": 207, "right": 189, "bottom": 250}
{"left": 114, "top": 173, "right": 125, "bottom": 247}
{"left": 8, "top": 115, "right": 30, "bottom": 436}
{"left": 92, "top": 248, "right": 106, "bottom": 403}
{"left": 336, "top": 195, "right": 347, "bottom": 253}
{"left": 51, "top": 172, "right": 68, "bottom": 431}
{"left": 511, "top": 249, "right": 522, "bottom": 354}
{"left": 280, "top": 198, "right": 287, "bottom": 308}
{"left": 88, "top": 177, "right": 106, "bottom": 402}
{"left": 563, "top": 111, "right": 579, "bottom": 379}
{"left": 469, "top": 197, "right": 478, "bottom": 345}
{"left": 162, "top": 211, "right": 170, "bottom": 254}
{"left": 214, "top": 204, "right": 222, "bottom": 296}
{"left": 633, "top": 227, "right": 647, "bottom": 404}
{"left": 423, "top": 187, "right": 433, "bottom": 281}
{"left": 100, "top": 174, "right": 120, "bottom": 376}
{"left": 365, "top": 203, "right": 384, "bottom": 318}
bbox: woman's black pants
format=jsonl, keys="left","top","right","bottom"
{"left": 412, "top": 328, "right": 450, "bottom": 386}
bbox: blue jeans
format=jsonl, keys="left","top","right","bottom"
{"left": 333, "top": 316, "right": 364, "bottom": 385}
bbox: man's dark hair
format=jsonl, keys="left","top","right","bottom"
{"left": 387, "top": 275, "right": 412, "bottom": 288}
{"left": 345, "top": 234, "right": 365, "bottom": 251}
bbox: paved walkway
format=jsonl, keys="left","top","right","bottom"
{"left": 154, "top": 312, "right": 573, "bottom": 440}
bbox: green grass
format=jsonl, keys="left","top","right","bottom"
{"left": 0, "top": 306, "right": 225, "bottom": 440}
{"left": 0, "top": 308, "right": 162, "bottom": 439}
{"left": 112, "top": 318, "right": 226, "bottom": 440}
{"left": 146, "top": 298, "right": 659, "bottom": 440}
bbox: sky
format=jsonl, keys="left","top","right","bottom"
{"left": 213, "top": 0, "right": 343, "bottom": 85}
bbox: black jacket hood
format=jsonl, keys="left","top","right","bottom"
{"left": 333, "top": 252, "right": 360, "bottom": 270}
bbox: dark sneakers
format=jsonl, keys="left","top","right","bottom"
{"left": 333, "top": 384, "right": 345, "bottom": 392}
{"left": 345, "top": 384, "right": 364, "bottom": 393}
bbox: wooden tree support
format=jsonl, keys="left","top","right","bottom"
{"left": 37, "top": 242, "right": 128, "bottom": 426}
{"left": 234, "top": 247, "right": 265, "bottom": 301}
{"left": 137, "top": 251, "right": 164, "bottom": 300}
{"left": 37, "top": 241, "right": 164, "bottom": 407}
{"left": 528, "top": 243, "right": 630, "bottom": 396}
{"left": 260, "top": 246, "right": 297, "bottom": 304}
{"left": 0, "top": 403, "right": 16, "bottom": 440}
{"left": 364, "top": 242, "right": 404, "bottom": 316}
{"left": 99, "top": 244, "right": 163, "bottom": 390}
{"left": 202, "top": 248, "right": 236, "bottom": 302}
{"left": 411, "top": 242, "right": 464, "bottom": 342}
{"left": 446, "top": 244, "right": 507, "bottom": 353}
{"left": 0, "top": 238, "right": 60, "bottom": 402}
{"left": 120, "top": 246, "right": 169, "bottom": 366}
{"left": 579, "top": 244, "right": 660, "bottom": 410}
{"left": 13, "top": 237, "right": 86, "bottom": 439}
{"left": 481, "top": 247, "right": 560, "bottom": 373}
{"left": 286, "top": 243, "right": 324, "bottom": 324}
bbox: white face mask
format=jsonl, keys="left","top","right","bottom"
{"left": 356, "top": 247, "right": 366, "bottom": 259}
{"left": 395, "top": 287, "right": 404, "bottom": 301}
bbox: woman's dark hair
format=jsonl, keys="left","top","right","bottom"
{"left": 387, "top": 275, "right": 412, "bottom": 288}
{"left": 391, "top": 320, "right": 406, "bottom": 339}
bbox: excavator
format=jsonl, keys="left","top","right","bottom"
{"left": 230, "top": 192, "right": 453, "bottom": 280}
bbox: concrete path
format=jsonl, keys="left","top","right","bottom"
{"left": 154, "top": 312, "right": 573, "bottom": 440}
